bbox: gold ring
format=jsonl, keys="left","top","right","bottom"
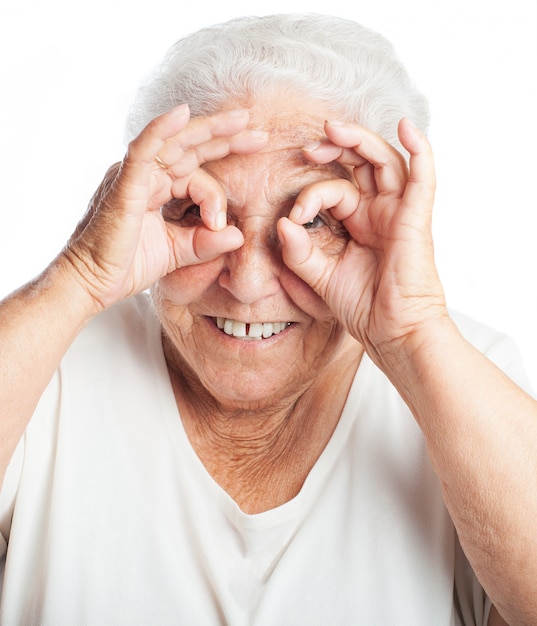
{"left": 154, "top": 155, "right": 171, "bottom": 170}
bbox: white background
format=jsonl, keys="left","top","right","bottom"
{"left": 1, "top": 0, "right": 536, "bottom": 388}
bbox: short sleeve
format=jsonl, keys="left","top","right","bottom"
{"left": 450, "top": 309, "right": 535, "bottom": 396}
{"left": 454, "top": 535, "right": 492, "bottom": 626}
{"left": 484, "top": 333, "right": 534, "bottom": 397}
{"left": 0, "top": 440, "right": 24, "bottom": 560}
{"left": 0, "top": 368, "right": 61, "bottom": 559}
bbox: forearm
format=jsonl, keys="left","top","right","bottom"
{"left": 0, "top": 255, "right": 97, "bottom": 483}
{"left": 379, "top": 317, "right": 537, "bottom": 625}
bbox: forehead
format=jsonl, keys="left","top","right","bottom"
{"left": 258, "top": 112, "right": 323, "bottom": 148}
{"left": 206, "top": 109, "right": 349, "bottom": 198}
{"left": 251, "top": 102, "right": 332, "bottom": 158}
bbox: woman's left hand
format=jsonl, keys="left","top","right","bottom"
{"left": 278, "top": 118, "right": 448, "bottom": 362}
{"left": 278, "top": 120, "right": 537, "bottom": 626}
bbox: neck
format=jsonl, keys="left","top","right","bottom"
{"left": 165, "top": 335, "right": 363, "bottom": 513}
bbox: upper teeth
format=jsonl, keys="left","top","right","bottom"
{"left": 216, "top": 317, "right": 290, "bottom": 340}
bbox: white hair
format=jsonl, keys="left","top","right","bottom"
{"left": 126, "top": 13, "right": 429, "bottom": 150}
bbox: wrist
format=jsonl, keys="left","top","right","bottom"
{"left": 370, "top": 310, "right": 461, "bottom": 406}
{"left": 40, "top": 252, "right": 107, "bottom": 326}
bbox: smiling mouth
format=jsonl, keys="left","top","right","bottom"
{"left": 214, "top": 317, "right": 292, "bottom": 340}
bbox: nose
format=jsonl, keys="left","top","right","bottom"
{"left": 218, "top": 218, "right": 282, "bottom": 304}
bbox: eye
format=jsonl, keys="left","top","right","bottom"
{"left": 161, "top": 200, "right": 202, "bottom": 224}
{"left": 183, "top": 205, "right": 202, "bottom": 220}
{"left": 301, "top": 210, "right": 350, "bottom": 253}
{"left": 303, "top": 214, "right": 326, "bottom": 230}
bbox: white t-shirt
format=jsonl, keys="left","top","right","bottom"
{"left": 0, "top": 294, "right": 531, "bottom": 625}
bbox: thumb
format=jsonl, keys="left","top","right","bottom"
{"left": 277, "top": 217, "right": 335, "bottom": 297}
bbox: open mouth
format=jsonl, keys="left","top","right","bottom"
{"left": 214, "top": 317, "right": 292, "bottom": 340}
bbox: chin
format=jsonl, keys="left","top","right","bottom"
{"left": 195, "top": 361, "right": 309, "bottom": 411}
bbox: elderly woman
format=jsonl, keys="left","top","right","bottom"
{"left": 0, "top": 13, "right": 536, "bottom": 626}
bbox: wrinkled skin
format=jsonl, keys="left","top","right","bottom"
{"left": 66, "top": 95, "right": 444, "bottom": 412}
{"left": 35, "top": 94, "right": 526, "bottom": 625}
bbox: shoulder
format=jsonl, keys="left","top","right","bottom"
{"left": 75, "top": 292, "right": 159, "bottom": 345}
{"left": 66, "top": 293, "right": 162, "bottom": 363}
{"left": 55, "top": 292, "right": 167, "bottom": 405}
{"left": 449, "top": 307, "right": 533, "bottom": 393}
{"left": 449, "top": 308, "right": 510, "bottom": 350}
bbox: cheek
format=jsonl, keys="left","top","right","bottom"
{"left": 156, "top": 259, "right": 223, "bottom": 305}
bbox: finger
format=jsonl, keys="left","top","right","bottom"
{"left": 302, "top": 141, "right": 379, "bottom": 197}
{"left": 128, "top": 103, "right": 191, "bottom": 171}
{"left": 397, "top": 118, "right": 436, "bottom": 226}
{"left": 110, "top": 104, "right": 192, "bottom": 216}
{"left": 315, "top": 121, "right": 408, "bottom": 195}
{"left": 277, "top": 217, "right": 335, "bottom": 298}
{"left": 303, "top": 140, "right": 368, "bottom": 167}
{"left": 157, "top": 109, "right": 254, "bottom": 164}
{"left": 399, "top": 118, "right": 436, "bottom": 191}
{"left": 169, "top": 168, "right": 228, "bottom": 232}
{"left": 288, "top": 179, "right": 359, "bottom": 225}
{"left": 165, "top": 130, "right": 268, "bottom": 178}
{"left": 302, "top": 140, "right": 379, "bottom": 196}
{"left": 169, "top": 224, "right": 244, "bottom": 268}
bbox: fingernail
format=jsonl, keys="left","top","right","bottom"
{"left": 288, "top": 203, "right": 303, "bottom": 222}
{"left": 249, "top": 130, "right": 269, "bottom": 139}
{"left": 214, "top": 212, "right": 227, "bottom": 231}
{"left": 325, "top": 119, "right": 345, "bottom": 127}
{"left": 303, "top": 140, "right": 321, "bottom": 152}
{"left": 171, "top": 103, "right": 190, "bottom": 116}
{"left": 226, "top": 109, "right": 249, "bottom": 117}
{"left": 277, "top": 223, "right": 287, "bottom": 247}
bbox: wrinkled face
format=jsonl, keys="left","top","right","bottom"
{"left": 153, "top": 98, "right": 355, "bottom": 410}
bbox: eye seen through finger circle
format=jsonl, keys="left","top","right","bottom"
{"left": 303, "top": 214, "right": 326, "bottom": 230}
{"left": 301, "top": 210, "right": 350, "bottom": 255}
{"left": 161, "top": 199, "right": 202, "bottom": 225}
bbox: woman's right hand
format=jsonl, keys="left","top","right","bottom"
{"left": 61, "top": 104, "right": 268, "bottom": 314}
